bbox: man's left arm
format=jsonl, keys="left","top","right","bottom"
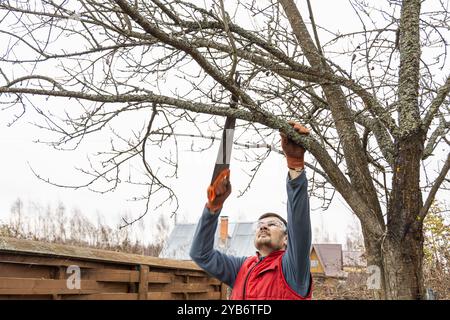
{"left": 282, "top": 169, "right": 312, "bottom": 298}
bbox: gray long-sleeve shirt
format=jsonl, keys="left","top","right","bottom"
{"left": 190, "top": 170, "right": 311, "bottom": 297}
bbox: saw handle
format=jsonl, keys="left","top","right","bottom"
{"left": 206, "top": 169, "right": 231, "bottom": 213}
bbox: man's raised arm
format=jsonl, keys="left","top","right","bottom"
{"left": 279, "top": 122, "right": 312, "bottom": 298}
{"left": 190, "top": 169, "right": 246, "bottom": 287}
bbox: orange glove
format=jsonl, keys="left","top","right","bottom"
{"left": 206, "top": 169, "right": 232, "bottom": 213}
{"left": 280, "top": 121, "right": 310, "bottom": 169}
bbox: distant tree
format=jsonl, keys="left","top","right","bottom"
{"left": 345, "top": 215, "right": 364, "bottom": 251}
{"left": 313, "top": 215, "right": 337, "bottom": 244}
{"left": 423, "top": 202, "right": 450, "bottom": 299}
{"left": 9, "top": 198, "right": 24, "bottom": 237}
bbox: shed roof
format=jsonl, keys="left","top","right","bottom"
{"left": 311, "top": 244, "right": 344, "bottom": 278}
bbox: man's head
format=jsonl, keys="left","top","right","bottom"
{"left": 254, "top": 213, "right": 288, "bottom": 257}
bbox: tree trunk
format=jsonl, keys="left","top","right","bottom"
{"left": 381, "top": 229, "right": 424, "bottom": 299}
{"left": 360, "top": 226, "right": 386, "bottom": 299}
{"left": 363, "top": 218, "right": 425, "bottom": 300}
{"left": 359, "top": 131, "right": 425, "bottom": 300}
{"left": 382, "top": 132, "right": 425, "bottom": 299}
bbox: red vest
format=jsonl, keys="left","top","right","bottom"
{"left": 230, "top": 250, "right": 312, "bottom": 300}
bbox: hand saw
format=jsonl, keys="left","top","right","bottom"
{"left": 209, "top": 74, "right": 241, "bottom": 188}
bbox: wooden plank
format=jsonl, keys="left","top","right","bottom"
{"left": 0, "top": 278, "right": 99, "bottom": 295}
{"left": 208, "top": 278, "right": 221, "bottom": 286}
{"left": 173, "top": 270, "right": 209, "bottom": 277}
{"left": 0, "top": 263, "right": 55, "bottom": 279}
{"left": 96, "top": 281, "right": 130, "bottom": 293}
{"left": 0, "top": 254, "right": 102, "bottom": 269}
{"left": 67, "top": 293, "right": 138, "bottom": 300}
{"left": 155, "top": 282, "right": 212, "bottom": 293}
{"left": 138, "top": 265, "right": 149, "bottom": 300}
{"left": 147, "top": 292, "right": 173, "bottom": 299}
{"left": 220, "top": 283, "right": 229, "bottom": 300}
{"left": 52, "top": 266, "right": 65, "bottom": 300}
{"left": 188, "top": 291, "right": 222, "bottom": 300}
{"left": 0, "top": 287, "right": 99, "bottom": 295}
{"left": 85, "top": 269, "right": 140, "bottom": 282}
{"left": 147, "top": 271, "right": 172, "bottom": 284}
{"left": 0, "top": 294, "right": 54, "bottom": 300}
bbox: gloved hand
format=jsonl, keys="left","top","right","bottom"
{"left": 280, "top": 121, "right": 310, "bottom": 169}
{"left": 206, "top": 168, "right": 232, "bottom": 213}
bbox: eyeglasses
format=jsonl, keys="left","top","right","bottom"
{"left": 255, "top": 220, "right": 285, "bottom": 230}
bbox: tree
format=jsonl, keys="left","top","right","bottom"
{"left": 345, "top": 215, "right": 364, "bottom": 252}
{"left": 0, "top": 0, "right": 449, "bottom": 299}
{"left": 9, "top": 197, "right": 24, "bottom": 237}
{"left": 423, "top": 202, "right": 450, "bottom": 299}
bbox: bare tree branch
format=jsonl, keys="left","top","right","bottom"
{"left": 419, "top": 152, "right": 450, "bottom": 221}
{"left": 279, "top": 0, "right": 384, "bottom": 231}
{"left": 422, "top": 75, "right": 450, "bottom": 131}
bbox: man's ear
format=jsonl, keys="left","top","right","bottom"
{"left": 283, "top": 234, "right": 288, "bottom": 248}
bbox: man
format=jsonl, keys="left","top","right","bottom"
{"left": 190, "top": 121, "right": 312, "bottom": 300}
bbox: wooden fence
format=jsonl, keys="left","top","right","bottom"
{"left": 0, "top": 236, "right": 227, "bottom": 300}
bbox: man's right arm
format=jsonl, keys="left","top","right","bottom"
{"left": 189, "top": 207, "right": 246, "bottom": 288}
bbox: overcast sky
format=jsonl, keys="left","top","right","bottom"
{"left": 0, "top": 0, "right": 448, "bottom": 247}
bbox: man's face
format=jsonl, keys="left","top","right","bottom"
{"left": 254, "top": 217, "right": 287, "bottom": 254}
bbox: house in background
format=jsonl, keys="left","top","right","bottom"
{"left": 160, "top": 217, "right": 348, "bottom": 282}
{"left": 310, "top": 244, "right": 346, "bottom": 281}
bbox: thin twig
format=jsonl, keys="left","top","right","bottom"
{"left": 219, "top": 0, "right": 238, "bottom": 80}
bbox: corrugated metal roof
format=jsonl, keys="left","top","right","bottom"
{"left": 159, "top": 224, "right": 197, "bottom": 260}
{"left": 159, "top": 222, "right": 255, "bottom": 260}
{"left": 227, "top": 222, "right": 256, "bottom": 257}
